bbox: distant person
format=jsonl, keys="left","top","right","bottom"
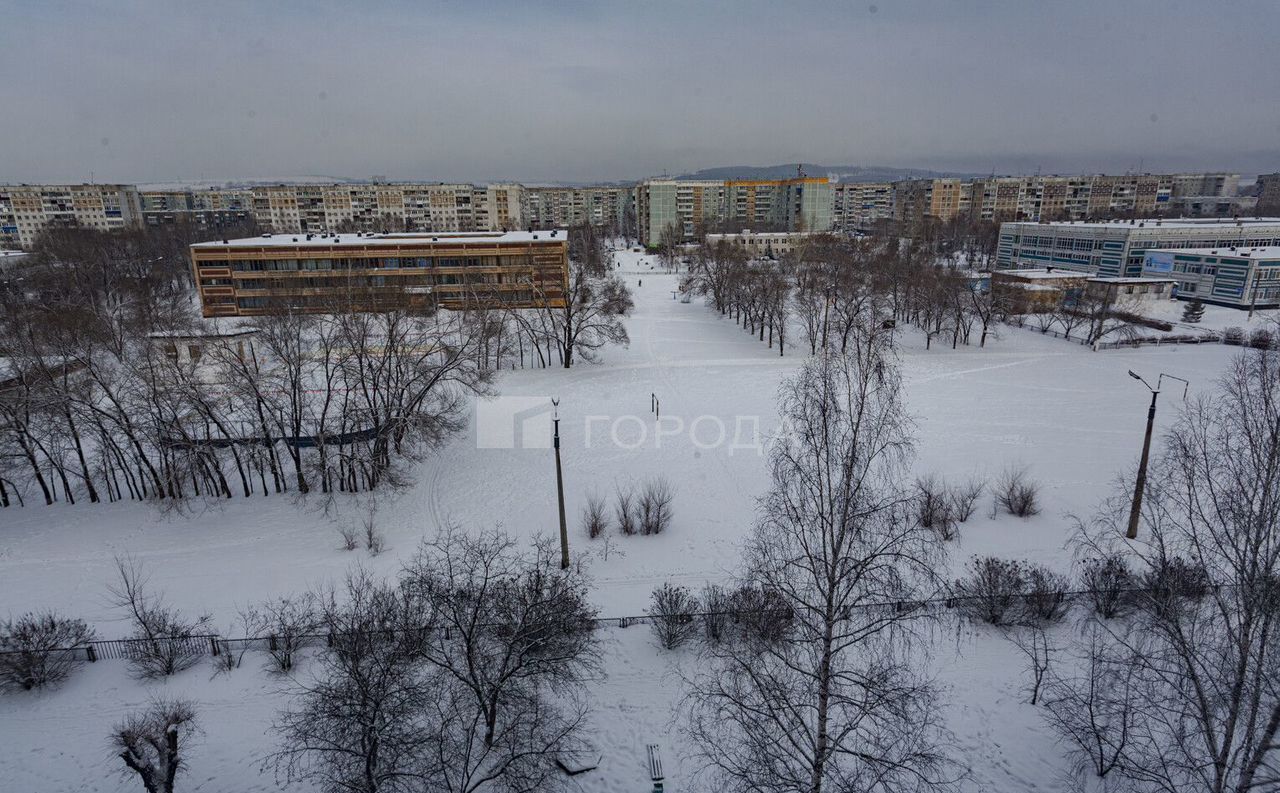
{"left": 638, "top": 279, "right": 643, "bottom": 287}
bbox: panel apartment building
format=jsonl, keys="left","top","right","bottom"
{"left": 832, "top": 182, "right": 893, "bottom": 232}
{"left": 522, "top": 186, "right": 631, "bottom": 230}
{"left": 191, "top": 230, "right": 569, "bottom": 317}
{"left": 997, "top": 217, "right": 1280, "bottom": 278}
{"left": 1, "top": 184, "right": 144, "bottom": 248}
{"left": 892, "top": 173, "right": 1240, "bottom": 226}
{"left": 635, "top": 176, "right": 833, "bottom": 245}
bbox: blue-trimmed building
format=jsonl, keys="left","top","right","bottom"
{"left": 1143, "top": 246, "right": 1280, "bottom": 309}
{"left": 996, "top": 218, "right": 1280, "bottom": 278}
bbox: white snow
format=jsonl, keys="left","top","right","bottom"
{"left": 0, "top": 246, "right": 1249, "bottom": 791}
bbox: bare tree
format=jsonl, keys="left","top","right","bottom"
{"left": 402, "top": 528, "right": 601, "bottom": 793}
{"left": 1010, "top": 625, "right": 1053, "bottom": 706}
{"left": 685, "top": 340, "right": 959, "bottom": 793}
{"left": 1041, "top": 627, "right": 1138, "bottom": 780}
{"left": 112, "top": 699, "right": 199, "bottom": 793}
{"left": 271, "top": 570, "right": 434, "bottom": 793}
{"left": 109, "top": 557, "right": 213, "bottom": 678}
{"left": 550, "top": 252, "right": 633, "bottom": 368}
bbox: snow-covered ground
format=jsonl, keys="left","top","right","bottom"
{"left": 0, "top": 247, "right": 1248, "bottom": 791}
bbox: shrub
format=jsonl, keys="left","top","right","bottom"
{"left": 638, "top": 477, "right": 674, "bottom": 536}
{"left": 950, "top": 477, "right": 985, "bottom": 523}
{"left": 728, "top": 584, "right": 791, "bottom": 644}
{"left": 914, "top": 475, "right": 956, "bottom": 539}
{"left": 0, "top": 612, "right": 94, "bottom": 691}
{"left": 245, "top": 595, "right": 320, "bottom": 673}
{"left": 1250, "top": 328, "right": 1274, "bottom": 349}
{"left": 615, "top": 488, "right": 637, "bottom": 536}
{"left": 648, "top": 583, "right": 699, "bottom": 650}
{"left": 996, "top": 465, "right": 1041, "bottom": 517}
{"left": 1080, "top": 554, "right": 1133, "bottom": 619}
{"left": 1023, "top": 565, "right": 1071, "bottom": 624}
{"left": 953, "top": 556, "right": 1026, "bottom": 625}
{"left": 581, "top": 493, "right": 609, "bottom": 539}
{"left": 700, "top": 584, "right": 730, "bottom": 644}
{"left": 337, "top": 525, "right": 359, "bottom": 551}
{"left": 1223, "top": 326, "right": 1245, "bottom": 345}
{"left": 1141, "top": 556, "right": 1212, "bottom": 619}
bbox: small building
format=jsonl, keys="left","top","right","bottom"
{"left": 1143, "top": 246, "right": 1280, "bottom": 309}
{"left": 0, "top": 249, "right": 31, "bottom": 275}
{"left": 147, "top": 328, "right": 260, "bottom": 381}
{"left": 991, "top": 268, "right": 1088, "bottom": 312}
{"left": 704, "top": 229, "right": 828, "bottom": 258}
{"left": 1084, "top": 277, "right": 1176, "bottom": 305}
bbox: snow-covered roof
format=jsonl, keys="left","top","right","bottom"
{"left": 1005, "top": 217, "right": 1280, "bottom": 230}
{"left": 1153, "top": 246, "right": 1280, "bottom": 260}
{"left": 1087, "top": 276, "right": 1177, "bottom": 284}
{"left": 191, "top": 230, "right": 566, "bottom": 250}
{"left": 993, "top": 268, "right": 1088, "bottom": 280}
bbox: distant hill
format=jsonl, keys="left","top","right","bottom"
{"left": 674, "top": 163, "right": 983, "bottom": 183}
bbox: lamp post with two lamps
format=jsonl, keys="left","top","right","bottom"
{"left": 1125, "top": 370, "right": 1189, "bottom": 539}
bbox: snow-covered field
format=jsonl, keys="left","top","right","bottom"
{"left": 0, "top": 247, "right": 1254, "bottom": 791}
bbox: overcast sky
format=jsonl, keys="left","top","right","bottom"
{"left": 2, "top": 0, "right": 1278, "bottom": 185}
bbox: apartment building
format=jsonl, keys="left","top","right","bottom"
{"left": 1257, "top": 173, "right": 1280, "bottom": 216}
{"left": 892, "top": 174, "right": 1237, "bottom": 226}
{"left": 190, "top": 230, "right": 569, "bottom": 317}
{"left": 997, "top": 217, "right": 1280, "bottom": 278}
{"left": 139, "top": 183, "right": 526, "bottom": 238}
{"left": 0, "top": 184, "right": 144, "bottom": 248}
{"left": 523, "top": 186, "right": 630, "bottom": 229}
{"left": 832, "top": 182, "right": 892, "bottom": 232}
{"left": 1143, "top": 245, "right": 1280, "bottom": 308}
{"left": 636, "top": 176, "right": 833, "bottom": 245}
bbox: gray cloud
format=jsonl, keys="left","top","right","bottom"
{"left": 2, "top": 0, "right": 1277, "bottom": 184}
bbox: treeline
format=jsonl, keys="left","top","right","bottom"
{"left": 684, "top": 235, "right": 1008, "bottom": 356}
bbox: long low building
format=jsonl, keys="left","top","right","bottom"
{"left": 190, "top": 230, "right": 569, "bottom": 317}
{"left": 1143, "top": 246, "right": 1280, "bottom": 309}
{"left": 997, "top": 217, "right": 1280, "bottom": 277}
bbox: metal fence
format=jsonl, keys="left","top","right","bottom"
{"left": 0, "top": 583, "right": 1228, "bottom": 666}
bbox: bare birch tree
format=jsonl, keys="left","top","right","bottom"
{"left": 685, "top": 337, "right": 959, "bottom": 793}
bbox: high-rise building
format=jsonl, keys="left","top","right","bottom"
{"left": 0, "top": 184, "right": 144, "bottom": 248}
{"left": 635, "top": 176, "right": 832, "bottom": 245}
{"left": 522, "top": 186, "right": 630, "bottom": 229}
{"left": 832, "top": 182, "right": 893, "bottom": 231}
{"left": 997, "top": 217, "right": 1280, "bottom": 277}
{"left": 138, "top": 183, "right": 526, "bottom": 238}
{"left": 1257, "top": 173, "right": 1280, "bottom": 216}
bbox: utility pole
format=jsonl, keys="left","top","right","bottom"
{"left": 1125, "top": 371, "right": 1188, "bottom": 539}
{"left": 553, "top": 398, "right": 569, "bottom": 570}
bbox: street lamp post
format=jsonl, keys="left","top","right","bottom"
{"left": 1125, "top": 371, "right": 1188, "bottom": 539}
{"left": 552, "top": 398, "right": 569, "bottom": 570}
